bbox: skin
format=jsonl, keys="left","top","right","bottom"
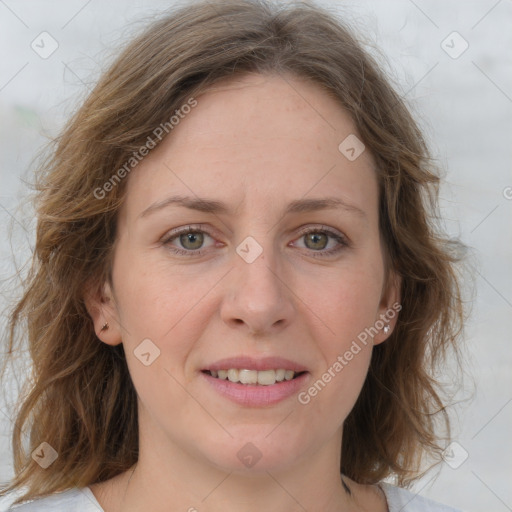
{"left": 86, "top": 72, "right": 400, "bottom": 512}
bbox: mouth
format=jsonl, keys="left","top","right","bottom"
{"left": 201, "top": 368, "right": 307, "bottom": 386}
{"left": 200, "top": 356, "right": 310, "bottom": 406}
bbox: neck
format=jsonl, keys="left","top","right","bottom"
{"left": 114, "top": 424, "right": 354, "bottom": 512}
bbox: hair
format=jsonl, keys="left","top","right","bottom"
{"left": 0, "top": 0, "right": 467, "bottom": 505}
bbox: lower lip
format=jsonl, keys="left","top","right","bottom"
{"left": 201, "top": 371, "right": 309, "bottom": 407}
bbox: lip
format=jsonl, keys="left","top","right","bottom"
{"left": 201, "top": 370, "right": 309, "bottom": 407}
{"left": 202, "top": 356, "right": 308, "bottom": 373}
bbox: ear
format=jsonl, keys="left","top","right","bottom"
{"left": 373, "top": 270, "right": 402, "bottom": 346}
{"left": 84, "top": 279, "right": 123, "bottom": 346}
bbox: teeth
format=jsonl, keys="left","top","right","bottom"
{"left": 239, "top": 369, "right": 258, "bottom": 384}
{"left": 209, "top": 368, "right": 298, "bottom": 385}
{"left": 257, "top": 370, "right": 276, "bottom": 385}
{"left": 227, "top": 369, "right": 239, "bottom": 382}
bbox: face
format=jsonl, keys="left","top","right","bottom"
{"left": 87, "top": 73, "right": 400, "bottom": 476}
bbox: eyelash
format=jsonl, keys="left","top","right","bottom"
{"left": 161, "top": 224, "right": 349, "bottom": 259}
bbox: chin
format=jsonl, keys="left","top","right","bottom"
{"left": 197, "top": 426, "right": 309, "bottom": 474}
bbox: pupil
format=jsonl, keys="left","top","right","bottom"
{"left": 307, "top": 232, "right": 326, "bottom": 250}
{"left": 181, "top": 232, "right": 203, "bottom": 249}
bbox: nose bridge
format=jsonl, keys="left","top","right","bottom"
{"left": 236, "top": 233, "right": 284, "bottom": 306}
{"left": 220, "top": 232, "right": 295, "bottom": 335}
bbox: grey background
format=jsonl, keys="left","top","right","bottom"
{"left": 0, "top": 1, "right": 511, "bottom": 511}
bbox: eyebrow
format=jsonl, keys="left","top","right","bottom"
{"left": 138, "top": 195, "right": 367, "bottom": 219}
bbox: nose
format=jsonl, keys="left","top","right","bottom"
{"left": 220, "top": 242, "right": 296, "bottom": 337}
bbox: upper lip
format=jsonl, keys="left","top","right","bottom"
{"left": 203, "top": 356, "right": 308, "bottom": 373}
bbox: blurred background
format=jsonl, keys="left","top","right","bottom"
{"left": 0, "top": 1, "right": 511, "bottom": 510}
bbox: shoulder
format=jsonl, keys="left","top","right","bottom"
{"left": 0, "top": 487, "right": 103, "bottom": 512}
{"left": 379, "top": 482, "right": 464, "bottom": 512}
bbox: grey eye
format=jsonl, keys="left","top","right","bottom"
{"left": 303, "top": 232, "right": 328, "bottom": 250}
{"left": 179, "top": 232, "right": 205, "bottom": 250}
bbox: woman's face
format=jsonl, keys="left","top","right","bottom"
{"left": 91, "top": 73, "right": 399, "bottom": 475}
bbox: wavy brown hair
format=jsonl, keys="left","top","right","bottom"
{"left": 0, "top": 0, "right": 466, "bottom": 505}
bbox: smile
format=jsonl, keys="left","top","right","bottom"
{"left": 204, "top": 368, "right": 304, "bottom": 385}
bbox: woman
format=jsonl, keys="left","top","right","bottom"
{"left": 0, "top": 0, "right": 466, "bottom": 510}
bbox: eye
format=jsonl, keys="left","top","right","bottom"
{"left": 292, "top": 226, "right": 349, "bottom": 258}
{"left": 161, "top": 225, "right": 216, "bottom": 256}
{"left": 161, "top": 224, "right": 349, "bottom": 259}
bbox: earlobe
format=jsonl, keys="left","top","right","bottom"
{"left": 374, "top": 271, "right": 402, "bottom": 346}
{"left": 83, "top": 280, "right": 123, "bottom": 346}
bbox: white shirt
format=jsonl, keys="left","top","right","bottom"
{"left": 1, "top": 482, "right": 463, "bottom": 511}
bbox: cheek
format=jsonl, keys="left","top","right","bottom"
{"left": 296, "top": 313, "right": 373, "bottom": 446}
{"left": 112, "top": 251, "right": 220, "bottom": 374}
{"left": 306, "top": 260, "right": 384, "bottom": 347}
{"left": 113, "top": 255, "right": 209, "bottom": 423}
{"left": 298, "top": 279, "right": 377, "bottom": 429}
{"left": 297, "top": 257, "right": 383, "bottom": 411}
{"left": 114, "top": 248, "right": 196, "bottom": 330}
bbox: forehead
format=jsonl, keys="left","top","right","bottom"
{"left": 121, "top": 72, "right": 378, "bottom": 221}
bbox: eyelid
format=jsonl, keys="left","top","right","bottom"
{"left": 291, "top": 225, "right": 350, "bottom": 257}
{"left": 160, "top": 224, "right": 217, "bottom": 254}
{"left": 161, "top": 223, "right": 349, "bottom": 257}
{"left": 294, "top": 224, "right": 349, "bottom": 244}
